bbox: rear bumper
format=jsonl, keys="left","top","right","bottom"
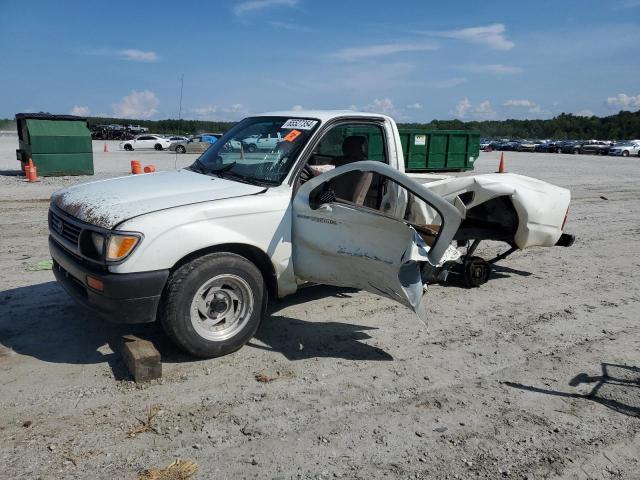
{"left": 49, "top": 236, "right": 169, "bottom": 324}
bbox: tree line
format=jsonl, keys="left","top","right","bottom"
{"left": 2, "top": 109, "right": 638, "bottom": 139}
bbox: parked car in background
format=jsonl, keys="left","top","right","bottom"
{"left": 167, "top": 136, "right": 189, "bottom": 143}
{"left": 535, "top": 141, "right": 559, "bottom": 153}
{"left": 608, "top": 142, "right": 640, "bottom": 157}
{"left": 517, "top": 140, "right": 539, "bottom": 152}
{"left": 556, "top": 140, "right": 581, "bottom": 154}
{"left": 200, "top": 133, "right": 223, "bottom": 144}
{"left": 120, "top": 135, "right": 172, "bottom": 151}
{"left": 243, "top": 132, "right": 284, "bottom": 152}
{"left": 578, "top": 140, "right": 611, "bottom": 156}
{"left": 169, "top": 136, "right": 214, "bottom": 154}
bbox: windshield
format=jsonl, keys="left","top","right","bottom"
{"left": 191, "top": 116, "right": 320, "bottom": 185}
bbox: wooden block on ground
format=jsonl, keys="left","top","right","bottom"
{"left": 121, "top": 335, "right": 161, "bottom": 382}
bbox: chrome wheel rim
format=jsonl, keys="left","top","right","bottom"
{"left": 190, "top": 274, "right": 253, "bottom": 341}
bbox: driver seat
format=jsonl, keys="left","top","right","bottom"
{"left": 331, "top": 136, "right": 373, "bottom": 205}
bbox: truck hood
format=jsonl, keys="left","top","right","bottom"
{"left": 51, "top": 169, "right": 265, "bottom": 229}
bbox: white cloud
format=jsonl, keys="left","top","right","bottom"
{"left": 291, "top": 104, "right": 304, "bottom": 111}
{"left": 269, "top": 21, "right": 311, "bottom": 32}
{"left": 503, "top": 99, "right": 535, "bottom": 108}
{"left": 70, "top": 105, "right": 90, "bottom": 116}
{"left": 223, "top": 104, "right": 248, "bottom": 114}
{"left": 463, "top": 64, "right": 523, "bottom": 75}
{"left": 406, "top": 103, "right": 423, "bottom": 110}
{"left": 191, "top": 103, "right": 249, "bottom": 120}
{"left": 452, "top": 98, "right": 496, "bottom": 119}
{"left": 112, "top": 90, "right": 159, "bottom": 119}
{"left": 503, "top": 99, "right": 549, "bottom": 115}
{"left": 192, "top": 105, "right": 218, "bottom": 116}
{"left": 575, "top": 109, "right": 594, "bottom": 117}
{"left": 333, "top": 43, "right": 438, "bottom": 61}
{"left": 605, "top": 93, "right": 640, "bottom": 109}
{"left": 363, "top": 98, "right": 395, "bottom": 115}
{"left": 84, "top": 48, "right": 159, "bottom": 62}
{"left": 118, "top": 49, "right": 158, "bottom": 62}
{"left": 429, "top": 77, "right": 467, "bottom": 88}
{"left": 234, "top": 0, "right": 297, "bottom": 16}
{"left": 426, "top": 23, "right": 514, "bottom": 50}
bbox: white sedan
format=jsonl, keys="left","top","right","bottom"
{"left": 608, "top": 142, "right": 640, "bottom": 157}
{"left": 119, "top": 135, "right": 173, "bottom": 151}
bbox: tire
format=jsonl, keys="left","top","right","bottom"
{"left": 247, "top": 143, "right": 257, "bottom": 153}
{"left": 175, "top": 145, "right": 186, "bottom": 154}
{"left": 573, "top": 148, "right": 580, "bottom": 155}
{"left": 622, "top": 150, "right": 629, "bottom": 157}
{"left": 556, "top": 148, "right": 562, "bottom": 154}
{"left": 155, "top": 143, "right": 164, "bottom": 151}
{"left": 124, "top": 144, "right": 133, "bottom": 151}
{"left": 160, "top": 253, "right": 266, "bottom": 358}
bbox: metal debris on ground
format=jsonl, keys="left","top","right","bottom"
{"left": 137, "top": 459, "right": 198, "bottom": 480}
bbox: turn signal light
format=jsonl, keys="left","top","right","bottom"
{"left": 106, "top": 234, "right": 141, "bottom": 261}
{"left": 86, "top": 276, "right": 104, "bottom": 292}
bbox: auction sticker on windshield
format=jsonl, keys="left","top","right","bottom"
{"left": 282, "top": 119, "right": 318, "bottom": 130}
{"left": 283, "top": 129, "right": 302, "bottom": 142}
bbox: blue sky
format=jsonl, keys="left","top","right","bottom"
{"left": 1, "top": 0, "right": 639, "bottom": 122}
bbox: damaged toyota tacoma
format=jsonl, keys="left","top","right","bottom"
{"left": 48, "top": 111, "right": 575, "bottom": 357}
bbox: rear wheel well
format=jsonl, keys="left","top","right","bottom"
{"left": 169, "top": 244, "right": 277, "bottom": 301}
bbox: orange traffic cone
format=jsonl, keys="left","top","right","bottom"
{"left": 103, "top": 143, "right": 109, "bottom": 153}
{"left": 497, "top": 152, "right": 506, "bottom": 173}
{"left": 143, "top": 165, "right": 156, "bottom": 173}
{"left": 26, "top": 158, "right": 39, "bottom": 182}
{"left": 131, "top": 160, "right": 142, "bottom": 174}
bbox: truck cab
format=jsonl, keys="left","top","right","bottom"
{"left": 49, "top": 111, "right": 572, "bottom": 358}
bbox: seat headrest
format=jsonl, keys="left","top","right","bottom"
{"left": 342, "top": 136, "right": 367, "bottom": 160}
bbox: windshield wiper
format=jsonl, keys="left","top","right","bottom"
{"left": 217, "top": 169, "right": 267, "bottom": 186}
{"left": 211, "top": 161, "right": 236, "bottom": 174}
{"left": 189, "top": 158, "right": 209, "bottom": 174}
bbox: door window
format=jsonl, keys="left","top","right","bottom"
{"left": 312, "top": 123, "right": 386, "bottom": 166}
{"left": 310, "top": 171, "right": 443, "bottom": 246}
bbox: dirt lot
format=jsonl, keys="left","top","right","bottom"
{"left": 0, "top": 135, "right": 639, "bottom": 479}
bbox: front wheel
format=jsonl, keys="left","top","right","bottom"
{"left": 155, "top": 144, "right": 164, "bottom": 151}
{"left": 175, "top": 145, "right": 186, "bottom": 154}
{"left": 573, "top": 148, "right": 580, "bottom": 154}
{"left": 160, "top": 253, "right": 265, "bottom": 358}
{"left": 622, "top": 150, "right": 629, "bottom": 157}
{"left": 124, "top": 144, "right": 133, "bottom": 151}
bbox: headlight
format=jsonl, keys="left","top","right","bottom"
{"left": 91, "top": 232, "right": 105, "bottom": 255}
{"left": 106, "top": 233, "right": 141, "bottom": 262}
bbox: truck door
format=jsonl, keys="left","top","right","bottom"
{"left": 292, "top": 161, "right": 462, "bottom": 316}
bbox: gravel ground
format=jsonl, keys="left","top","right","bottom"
{"left": 0, "top": 136, "right": 639, "bottom": 479}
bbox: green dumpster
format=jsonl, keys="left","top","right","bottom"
{"left": 15, "top": 113, "right": 94, "bottom": 176}
{"left": 398, "top": 129, "right": 480, "bottom": 172}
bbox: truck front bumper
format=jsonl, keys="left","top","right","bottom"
{"left": 49, "top": 237, "right": 169, "bottom": 324}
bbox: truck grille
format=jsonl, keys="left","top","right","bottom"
{"left": 49, "top": 210, "right": 82, "bottom": 246}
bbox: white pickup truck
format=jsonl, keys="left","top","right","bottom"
{"left": 49, "top": 110, "right": 574, "bottom": 357}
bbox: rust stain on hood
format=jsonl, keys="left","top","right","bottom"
{"left": 51, "top": 169, "right": 264, "bottom": 228}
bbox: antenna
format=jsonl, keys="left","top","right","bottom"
{"left": 175, "top": 73, "right": 184, "bottom": 169}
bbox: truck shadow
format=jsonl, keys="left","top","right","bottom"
{"left": 0, "top": 281, "right": 171, "bottom": 379}
{"left": 0, "top": 282, "right": 391, "bottom": 378}
{"left": 504, "top": 362, "right": 640, "bottom": 418}
{"left": 251, "top": 284, "right": 393, "bottom": 361}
